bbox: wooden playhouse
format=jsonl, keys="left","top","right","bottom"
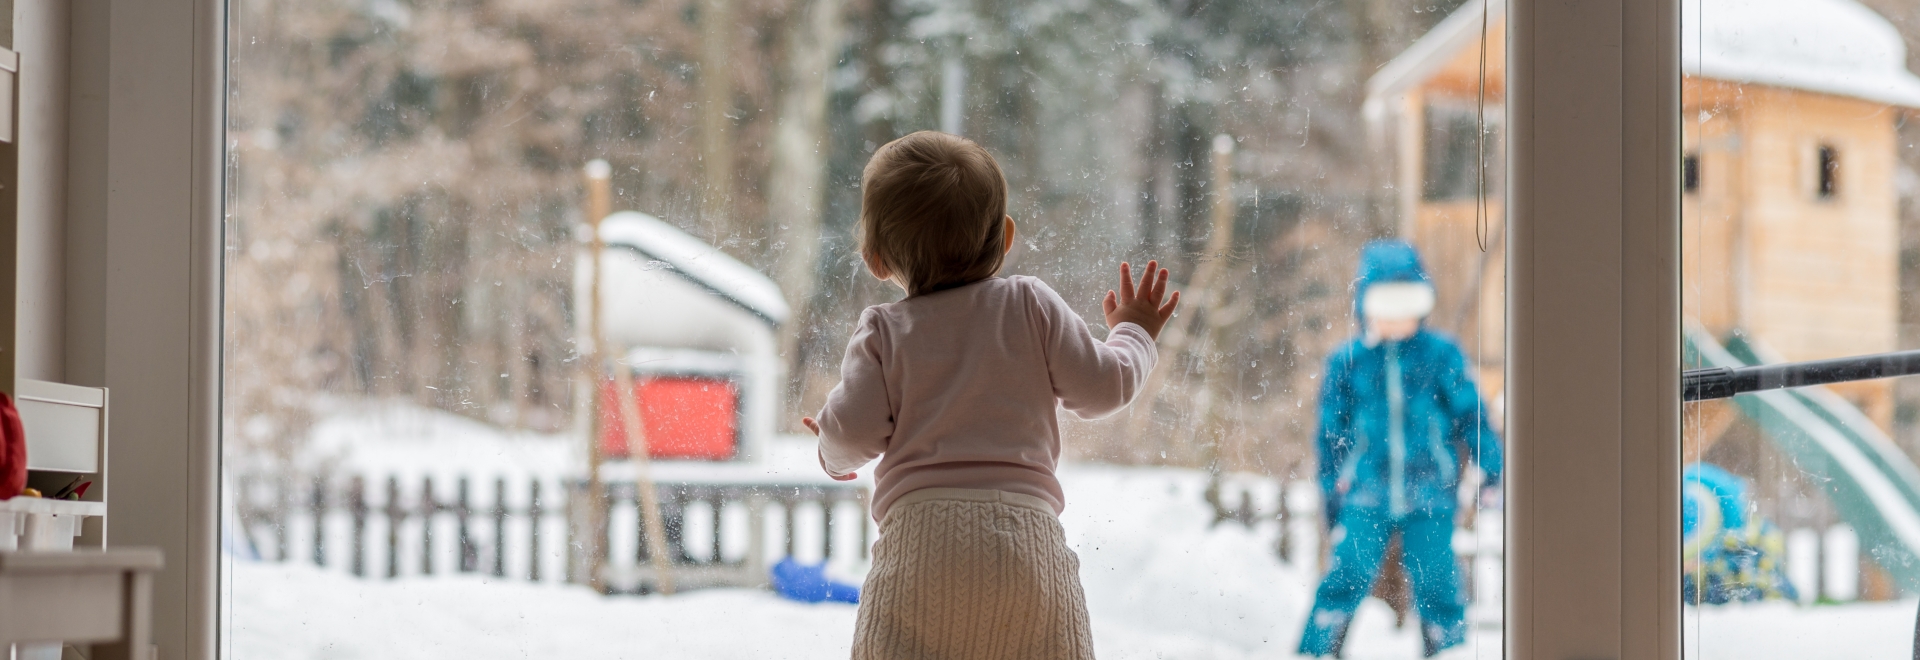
{"left": 1365, "top": 0, "right": 1920, "bottom": 436}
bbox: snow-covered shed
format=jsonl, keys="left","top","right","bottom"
{"left": 1366, "top": 0, "right": 1920, "bottom": 429}
{"left": 575, "top": 211, "right": 790, "bottom": 463}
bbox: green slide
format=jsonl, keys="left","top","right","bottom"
{"left": 1685, "top": 326, "right": 1920, "bottom": 593}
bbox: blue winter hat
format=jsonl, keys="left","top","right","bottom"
{"left": 1353, "top": 239, "right": 1433, "bottom": 321}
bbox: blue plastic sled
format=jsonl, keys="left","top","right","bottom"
{"left": 771, "top": 557, "right": 860, "bottom": 604}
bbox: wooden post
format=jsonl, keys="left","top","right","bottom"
{"left": 746, "top": 492, "right": 768, "bottom": 576}
{"left": 1276, "top": 484, "right": 1293, "bottom": 562}
{"left": 386, "top": 477, "right": 403, "bottom": 579}
{"left": 583, "top": 159, "right": 612, "bottom": 592}
{"left": 710, "top": 498, "right": 724, "bottom": 563}
{"left": 665, "top": 492, "right": 685, "bottom": 561}
{"left": 422, "top": 476, "right": 436, "bottom": 576}
{"left": 822, "top": 497, "right": 836, "bottom": 560}
{"left": 783, "top": 497, "right": 797, "bottom": 558}
{"left": 349, "top": 476, "right": 367, "bottom": 577}
{"left": 529, "top": 479, "right": 544, "bottom": 583}
{"left": 1123, "top": 134, "right": 1236, "bottom": 454}
{"left": 458, "top": 477, "right": 476, "bottom": 573}
{"left": 493, "top": 478, "right": 508, "bottom": 578}
{"left": 611, "top": 359, "right": 676, "bottom": 593}
{"left": 310, "top": 477, "right": 326, "bottom": 567}
{"left": 274, "top": 477, "right": 290, "bottom": 562}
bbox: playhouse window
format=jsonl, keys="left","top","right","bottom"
{"left": 1423, "top": 104, "right": 1494, "bottom": 201}
{"left": 1818, "top": 145, "right": 1840, "bottom": 199}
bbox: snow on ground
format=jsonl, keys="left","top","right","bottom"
{"left": 226, "top": 564, "right": 857, "bottom": 659}
{"left": 1683, "top": 599, "right": 1916, "bottom": 660}
{"left": 226, "top": 460, "right": 1486, "bottom": 659}
{"left": 227, "top": 403, "right": 1912, "bottom": 659}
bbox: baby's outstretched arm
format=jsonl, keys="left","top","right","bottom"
{"left": 1102, "top": 260, "right": 1180, "bottom": 339}
{"left": 1033, "top": 262, "right": 1177, "bottom": 420}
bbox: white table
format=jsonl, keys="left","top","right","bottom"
{"left": 0, "top": 549, "right": 161, "bottom": 660}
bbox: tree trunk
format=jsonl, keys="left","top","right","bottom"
{"left": 767, "top": 0, "right": 845, "bottom": 423}
{"left": 700, "top": 0, "right": 738, "bottom": 242}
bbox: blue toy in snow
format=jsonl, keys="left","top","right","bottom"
{"left": 1683, "top": 462, "right": 1797, "bottom": 604}
{"left": 771, "top": 557, "right": 860, "bottom": 604}
{"left": 1298, "top": 240, "right": 1503, "bottom": 659}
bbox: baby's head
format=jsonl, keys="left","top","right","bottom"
{"left": 859, "top": 131, "right": 1011, "bottom": 296}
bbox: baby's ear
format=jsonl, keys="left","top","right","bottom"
{"left": 1002, "top": 216, "right": 1017, "bottom": 255}
{"left": 863, "top": 251, "right": 892, "bottom": 282}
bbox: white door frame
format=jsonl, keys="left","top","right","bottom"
{"left": 61, "top": 0, "right": 225, "bottom": 658}
{"left": 1508, "top": 0, "right": 1681, "bottom": 657}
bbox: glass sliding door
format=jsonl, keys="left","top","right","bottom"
{"left": 220, "top": 0, "right": 1509, "bottom": 657}
{"left": 1681, "top": 0, "right": 1920, "bottom": 656}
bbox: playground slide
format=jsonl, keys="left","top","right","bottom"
{"left": 1685, "top": 326, "right": 1920, "bottom": 593}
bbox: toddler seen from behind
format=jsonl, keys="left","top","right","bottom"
{"left": 803, "top": 131, "right": 1178, "bottom": 659}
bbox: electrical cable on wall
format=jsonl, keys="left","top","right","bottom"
{"left": 1472, "top": 10, "right": 1494, "bottom": 648}
{"left": 1476, "top": 0, "right": 1490, "bottom": 253}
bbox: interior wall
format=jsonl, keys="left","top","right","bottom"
{"left": 64, "top": 0, "right": 103, "bottom": 387}
{"left": 14, "top": 0, "right": 68, "bottom": 383}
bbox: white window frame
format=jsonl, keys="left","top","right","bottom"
{"left": 1508, "top": 0, "right": 1680, "bottom": 656}
{"left": 62, "top": 0, "right": 1682, "bottom": 657}
{"left": 57, "top": 0, "right": 226, "bottom": 657}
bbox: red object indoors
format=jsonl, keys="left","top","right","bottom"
{"left": 601, "top": 377, "right": 738, "bottom": 460}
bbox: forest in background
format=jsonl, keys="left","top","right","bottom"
{"left": 222, "top": 0, "right": 1498, "bottom": 479}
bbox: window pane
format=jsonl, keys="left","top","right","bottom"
{"left": 221, "top": 0, "right": 1508, "bottom": 657}
{"left": 1682, "top": 0, "right": 1920, "bottom": 656}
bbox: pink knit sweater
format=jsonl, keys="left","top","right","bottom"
{"left": 816, "top": 276, "right": 1158, "bottom": 521}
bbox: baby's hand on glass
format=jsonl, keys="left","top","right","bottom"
{"left": 1102, "top": 260, "right": 1180, "bottom": 339}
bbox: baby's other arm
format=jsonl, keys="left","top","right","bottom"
{"left": 801, "top": 418, "right": 856, "bottom": 481}
{"left": 814, "top": 309, "right": 893, "bottom": 479}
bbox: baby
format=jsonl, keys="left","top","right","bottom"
{"left": 802, "top": 131, "right": 1178, "bottom": 659}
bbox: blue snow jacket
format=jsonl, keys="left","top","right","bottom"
{"left": 1315, "top": 241, "right": 1503, "bottom": 526}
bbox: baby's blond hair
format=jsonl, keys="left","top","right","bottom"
{"left": 859, "top": 131, "right": 1008, "bottom": 296}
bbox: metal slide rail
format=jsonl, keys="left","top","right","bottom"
{"left": 1684, "top": 348, "right": 1920, "bottom": 402}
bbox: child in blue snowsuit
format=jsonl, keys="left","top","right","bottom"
{"left": 1299, "top": 240, "right": 1503, "bottom": 658}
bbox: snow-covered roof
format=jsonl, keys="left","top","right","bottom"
{"left": 1367, "top": 0, "right": 1920, "bottom": 112}
{"left": 597, "top": 212, "right": 791, "bottom": 326}
{"left": 1684, "top": 0, "right": 1920, "bottom": 108}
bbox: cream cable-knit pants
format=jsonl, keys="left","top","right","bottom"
{"left": 852, "top": 488, "right": 1097, "bottom": 660}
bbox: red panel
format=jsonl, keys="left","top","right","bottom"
{"left": 600, "top": 377, "right": 738, "bottom": 460}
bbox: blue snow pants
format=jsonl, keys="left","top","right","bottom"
{"left": 1298, "top": 507, "right": 1467, "bottom": 658}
